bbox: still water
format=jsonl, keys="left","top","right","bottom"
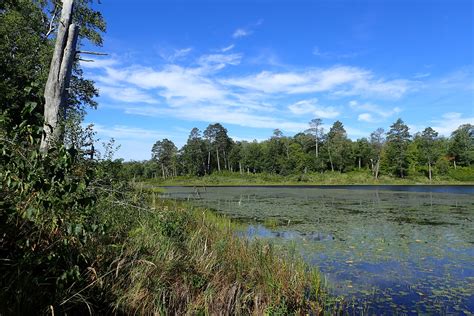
{"left": 162, "top": 186, "right": 474, "bottom": 314}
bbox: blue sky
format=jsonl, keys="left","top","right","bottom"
{"left": 82, "top": 0, "right": 474, "bottom": 161}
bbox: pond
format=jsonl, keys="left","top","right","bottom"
{"left": 161, "top": 185, "right": 474, "bottom": 315}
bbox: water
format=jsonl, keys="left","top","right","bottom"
{"left": 162, "top": 185, "right": 474, "bottom": 314}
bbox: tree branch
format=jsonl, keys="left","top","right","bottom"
{"left": 76, "top": 50, "right": 108, "bottom": 56}
{"left": 45, "top": 5, "right": 59, "bottom": 38}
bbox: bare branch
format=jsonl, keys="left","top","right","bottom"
{"left": 76, "top": 50, "right": 108, "bottom": 56}
{"left": 45, "top": 5, "right": 59, "bottom": 38}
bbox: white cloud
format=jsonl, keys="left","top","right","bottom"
{"left": 233, "top": 28, "right": 250, "bottom": 38}
{"left": 98, "top": 65, "right": 228, "bottom": 104}
{"left": 197, "top": 53, "right": 242, "bottom": 71}
{"left": 97, "top": 86, "right": 158, "bottom": 104}
{"left": 86, "top": 54, "right": 415, "bottom": 136}
{"left": 288, "top": 99, "right": 316, "bottom": 115}
{"left": 358, "top": 113, "right": 374, "bottom": 122}
{"left": 288, "top": 99, "right": 340, "bottom": 119}
{"left": 88, "top": 124, "right": 187, "bottom": 161}
{"left": 221, "top": 44, "right": 235, "bottom": 52}
{"left": 312, "top": 46, "right": 360, "bottom": 59}
{"left": 349, "top": 100, "right": 401, "bottom": 122}
{"left": 431, "top": 112, "right": 474, "bottom": 136}
{"left": 232, "top": 19, "right": 263, "bottom": 39}
{"left": 123, "top": 104, "right": 308, "bottom": 132}
{"left": 80, "top": 58, "right": 118, "bottom": 69}
{"left": 413, "top": 72, "right": 431, "bottom": 79}
{"left": 159, "top": 47, "right": 193, "bottom": 63}
{"left": 438, "top": 67, "right": 474, "bottom": 91}
{"left": 223, "top": 66, "right": 413, "bottom": 98}
{"left": 92, "top": 124, "right": 172, "bottom": 140}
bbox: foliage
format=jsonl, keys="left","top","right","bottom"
{"left": 151, "top": 138, "right": 178, "bottom": 178}
{"left": 0, "top": 0, "right": 104, "bottom": 137}
{"left": 449, "top": 124, "right": 474, "bottom": 167}
{"left": 448, "top": 167, "right": 474, "bottom": 182}
{"left": 142, "top": 119, "right": 473, "bottom": 182}
{"left": 382, "top": 118, "right": 411, "bottom": 177}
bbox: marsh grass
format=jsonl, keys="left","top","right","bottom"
{"left": 107, "top": 197, "right": 333, "bottom": 315}
{"left": 2, "top": 176, "right": 337, "bottom": 314}
{"left": 145, "top": 170, "right": 473, "bottom": 187}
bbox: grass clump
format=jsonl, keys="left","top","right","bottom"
{"left": 109, "top": 199, "right": 329, "bottom": 315}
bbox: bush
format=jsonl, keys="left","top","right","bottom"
{"left": 448, "top": 167, "right": 474, "bottom": 182}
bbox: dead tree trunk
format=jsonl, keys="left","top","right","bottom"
{"left": 375, "top": 159, "right": 380, "bottom": 179}
{"left": 328, "top": 146, "right": 334, "bottom": 172}
{"left": 207, "top": 151, "right": 211, "bottom": 172}
{"left": 428, "top": 161, "right": 432, "bottom": 181}
{"left": 315, "top": 140, "right": 319, "bottom": 158}
{"left": 40, "top": 0, "right": 78, "bottom": 152}
{"left": 216, "top": 149, "right": 221, "bottom": 172}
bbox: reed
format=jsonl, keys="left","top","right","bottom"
{"left": 108, "top": 199, "right": 332, "bottom": 315}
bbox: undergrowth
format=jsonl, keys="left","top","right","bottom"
{"left": 109, "top": 197, "right": 337, "bottom": 315}
{"left": 1, "top": 117, "right": 336, "bottom": 314}
{"left": 144, "top": 170, "right": 474, "bottom": 187}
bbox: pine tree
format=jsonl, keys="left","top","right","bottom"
{"left": 384, "top": 119, "right": 411, "bottom": 177}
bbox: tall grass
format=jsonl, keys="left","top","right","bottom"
{"left": 2, "top": 173, "right": 336, "bottom": 314}
{"left": 108, "top": 198, "right": 331, "bottom": 314}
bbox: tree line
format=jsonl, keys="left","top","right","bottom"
{"left": 128, "top": 119, "right": 473, "bottom": 180}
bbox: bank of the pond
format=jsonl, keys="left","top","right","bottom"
{"left": 143, "top": 170, "right": 474, "bottom": 187}
{"left": 2, "top": 190, "right": 338, "bottom": 314}
{"left": 110, "top": 197, "right": 338, "bottom": 314}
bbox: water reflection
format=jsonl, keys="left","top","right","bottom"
{"left": 163, "top": 186, "right": 474, "bottom": 314}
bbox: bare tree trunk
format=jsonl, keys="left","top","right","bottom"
{"left": 207, "top": 151, "right": 211, "bottom": 172}
{"left": 315, "top": 140, "right": 319, "bottom": 158}
{"left": 216, "top": 149, "right": 221, "bottom": 172}
{"left": 358, "top": 157, "right": 361, "bottom": 170}
{"left": 40, "top": 0, "right": 78, "bottom": 152}
{"left": 375, "top": 159, "right": 380, "bottom": 179}
{"left": 239, "top": 161, "right": 242, "bottom": 174}
{"left": 453, "top": 160, "right": 457, "bottom": 169}
{"left": 223, "top": 150, "right": 228, "bottom": 170}
{"left": 161, "top": 163, "right": 165, "bottom": 179}
{"left": 428, "top": 161, "right": 432, "bottom": 181}
{"left": 328, "top": 146, "right": 334, "bottom": 172}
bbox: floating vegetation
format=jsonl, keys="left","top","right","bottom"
{"left": 162, "top": 186, "right": 474, "bottom": 314}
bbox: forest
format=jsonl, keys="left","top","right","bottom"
{"left": 127, "top": 120, "right": 473, "bottom": 182}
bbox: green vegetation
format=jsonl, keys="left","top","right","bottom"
{"left": 125, "top": 119, "right": 473, "bottom": 184}
{"left": 112, "top": 198, "right": 332, "bottom": 315}
{"left": 1, "top": 1, "right": 333, "bottom": 314}
{"left": 142, "top": 169, "right": 474, "bottom": 186}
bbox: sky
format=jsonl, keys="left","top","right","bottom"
{"left": 81, "top": 0, "right": 474, "bottom": 161}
